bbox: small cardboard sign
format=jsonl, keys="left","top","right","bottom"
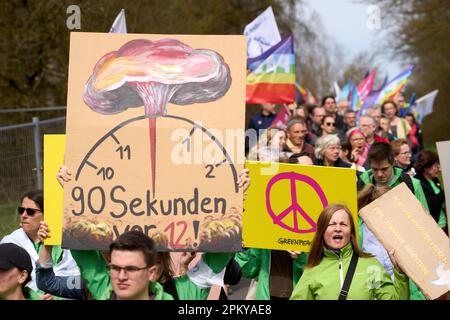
{"left": 243, "top": 161, "right": 358, "bottom": 251}
{"left": 359, "top": 183, "right": 450, "bottom": 300}
{"left": 62, "top": 33, "right": 246, "bottom": 251}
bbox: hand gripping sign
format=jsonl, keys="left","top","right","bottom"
{"left": 243, "top": 161, "right": 357, "bottom": 251}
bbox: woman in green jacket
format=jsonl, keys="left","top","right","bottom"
{"left": 290, "top": 204, "right": 409, "bottom": 300}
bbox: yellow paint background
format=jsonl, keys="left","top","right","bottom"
{"left": 43, "top": 134, "right": 65, "bottom": 245}
{"left": 243, "top": 161, "right": 358, "bottom": 251}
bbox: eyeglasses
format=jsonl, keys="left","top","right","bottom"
{"left": 325, "top": 122, "right": 336, "bottom": 127}
{"left": 399, "top": 151, "right": 411, "bottom": 156}
{"left": 109, "top": 264, "right": 149, "bottom": 274}
{"left": 17, "top": 207, "right": 42, "bottom": 216}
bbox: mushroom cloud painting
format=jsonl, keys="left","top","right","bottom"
{"left": 83, "top": 38, "right": 232, "bottom": 195}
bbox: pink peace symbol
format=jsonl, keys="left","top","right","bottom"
{"left": 265, "top": 172, "right": 328, "bottom": 233}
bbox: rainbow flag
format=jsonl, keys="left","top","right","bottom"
{"left": 374, "top": 65, "right": 414, "bottom": 105}
{"left": 246, "top": 35, "right": 296, "bottom": 104}
{"left": 296, "top": 83, "right": 308, "bottom": 104}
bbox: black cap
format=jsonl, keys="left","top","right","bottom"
{"left": 0, "top": 243, "right": 33, "bottom": 274}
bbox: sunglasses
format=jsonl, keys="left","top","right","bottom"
{"left": 18, "top": 207, "right": 42, "bottom": 216}
{"left": 325, "top": 122, "right": 336, "bottom": 127}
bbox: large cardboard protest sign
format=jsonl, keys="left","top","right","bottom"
{"left": 243, "top": 161, "right": 357, "bottom": 251}
{"left": 359, "top": 183, "right": 450, "bottom": 300}
{"left": 437, "top": 140, "right": 450, "bottom": 237}
{"left": 62, "top": 33, "right": 246, "bottom": 251}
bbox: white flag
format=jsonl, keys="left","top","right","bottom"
{"left": 109, "top": 9, "right": 127, "bottom": 33}
{"left": 244, "top": 6, "right": 281, "bottom": 58}
{"left": 414, "top": 89, "right": 438, "bottom": 124}
{"left": 333, "top": 82, "right": 341, "bottom": 97}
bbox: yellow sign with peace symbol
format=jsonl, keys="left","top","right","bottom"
{"left": 243, "top": 161, "right": 358, "bottom": 252}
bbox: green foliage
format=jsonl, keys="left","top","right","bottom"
{"left": 0, "top": 203, "right": 19, "bottom": 239}
{"left": 0, "top": 0, "right": 281, "bottom": 125}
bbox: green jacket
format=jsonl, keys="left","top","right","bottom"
{"left": 290, "top": 243, "right": 409, "bottom": 300}
{"left": 71, "top": 250, "right": 233, "bottom": 300}
{"left": 359, "top": 167, "right": 430, "bottom": 300}
{"left": 70, "top": 250, "right": 172, "bottom": 300}
{"left": 25, "top": 287, "right": 42, "bottom": 300}
{"left": 359, "top": 167, "right": 429, "bottom": 213}
{"left": 234, "top": 249, "right": 307, "bottom": 300}
{"left": 174, "top": 252, "right": 234, "bottom": 300}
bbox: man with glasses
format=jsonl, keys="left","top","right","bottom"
{"left": 307, "top": 106, "right": 326, "bottom": 145}
{"left": 359, "top": 115, "right": 389, "bottom": 146}
{"left": 358, "top": 142, "right": 430, "bottom": 300}
{"left": 341, "top": 110, "right": 357, "bottom": 135}
{"left": 71, "top": 230, "right": 173, "bottom": 300}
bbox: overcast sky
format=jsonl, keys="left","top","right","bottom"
{"left": 302, "top": 0, "right": 403, "bottom": 81}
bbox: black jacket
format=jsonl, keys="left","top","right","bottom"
{"left": 415, "top": 173, "right": 445, "bottom": 223}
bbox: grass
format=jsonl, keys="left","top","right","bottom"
{"left": 0, "top": 202, "right": 20, "bottom": 239}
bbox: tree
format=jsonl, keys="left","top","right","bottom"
{"left": 360, "top": 0, "right": 450, "bottom": 144}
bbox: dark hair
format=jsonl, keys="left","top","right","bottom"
{"left": 20, "top": 190, "right": 43, "bottom": 212}
{"left": 340, "top": 140, "right": 353, "bottom": 162}
{"left": 414, "top": 150, "right": 439, "bottom": 175}
{"left": 368, "top": 142, "right": 394, "bottom": 165}
{"left": 110, "top": 231, "right": 156, "bottom": 267}
{"left": 321, "top": 115, "right": 336, "bottom": 126}
{"left": 381, "top": 100, "right": 398, "bottom": 116}
{"left": 321, "top": 95, "right": 336, "bottom": 107}
{"left": 306, "top": 204, "right": 371, "bottom": 268}
{"left": 344, "top": 109, "right": 356, "bottom": 117}
{"left": 405, "top": 112, "right": 416, "bottom": 123}
{"left": 157, "top": 252, "right": 175, "bottom": 284}
{"left": 312, "top": 105, "right": 325, "bottom": 116}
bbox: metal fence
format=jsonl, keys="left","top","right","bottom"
{"left": 0, "top": 116, "right": 66, "bottom": 206}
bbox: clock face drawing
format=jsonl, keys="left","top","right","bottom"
{"left": 61, "top": 34, "right": 246, "bottom": 251}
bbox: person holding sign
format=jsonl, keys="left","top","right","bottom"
{"left": 35, "top": 221, "right": 87, "bottom": 299}
{"left": 357, "top": 185, "right": 395, "bottom": 279}
{"left": 358, "top": 142, "right": 428, "bottom": 211}
{"left": 72, "top": 231, "right": 173, "bottom": 300}
{"left": 0, "top": 190, "right": 80, "bottom": 299}
{"left": 290, "top": 204, "right": 409, "bottom": 300}
{"left": 57, "top": 165, "right": 250, "bottom": 300}
{"left": 358, "top": 142, "right": 431, "bottom": 300}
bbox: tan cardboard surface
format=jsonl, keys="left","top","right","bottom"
{"left": 359, "top": 183, "right": 450, "bottom": 299}
{"left": 62, "top": 32, "right": 246, "bottom": 251}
